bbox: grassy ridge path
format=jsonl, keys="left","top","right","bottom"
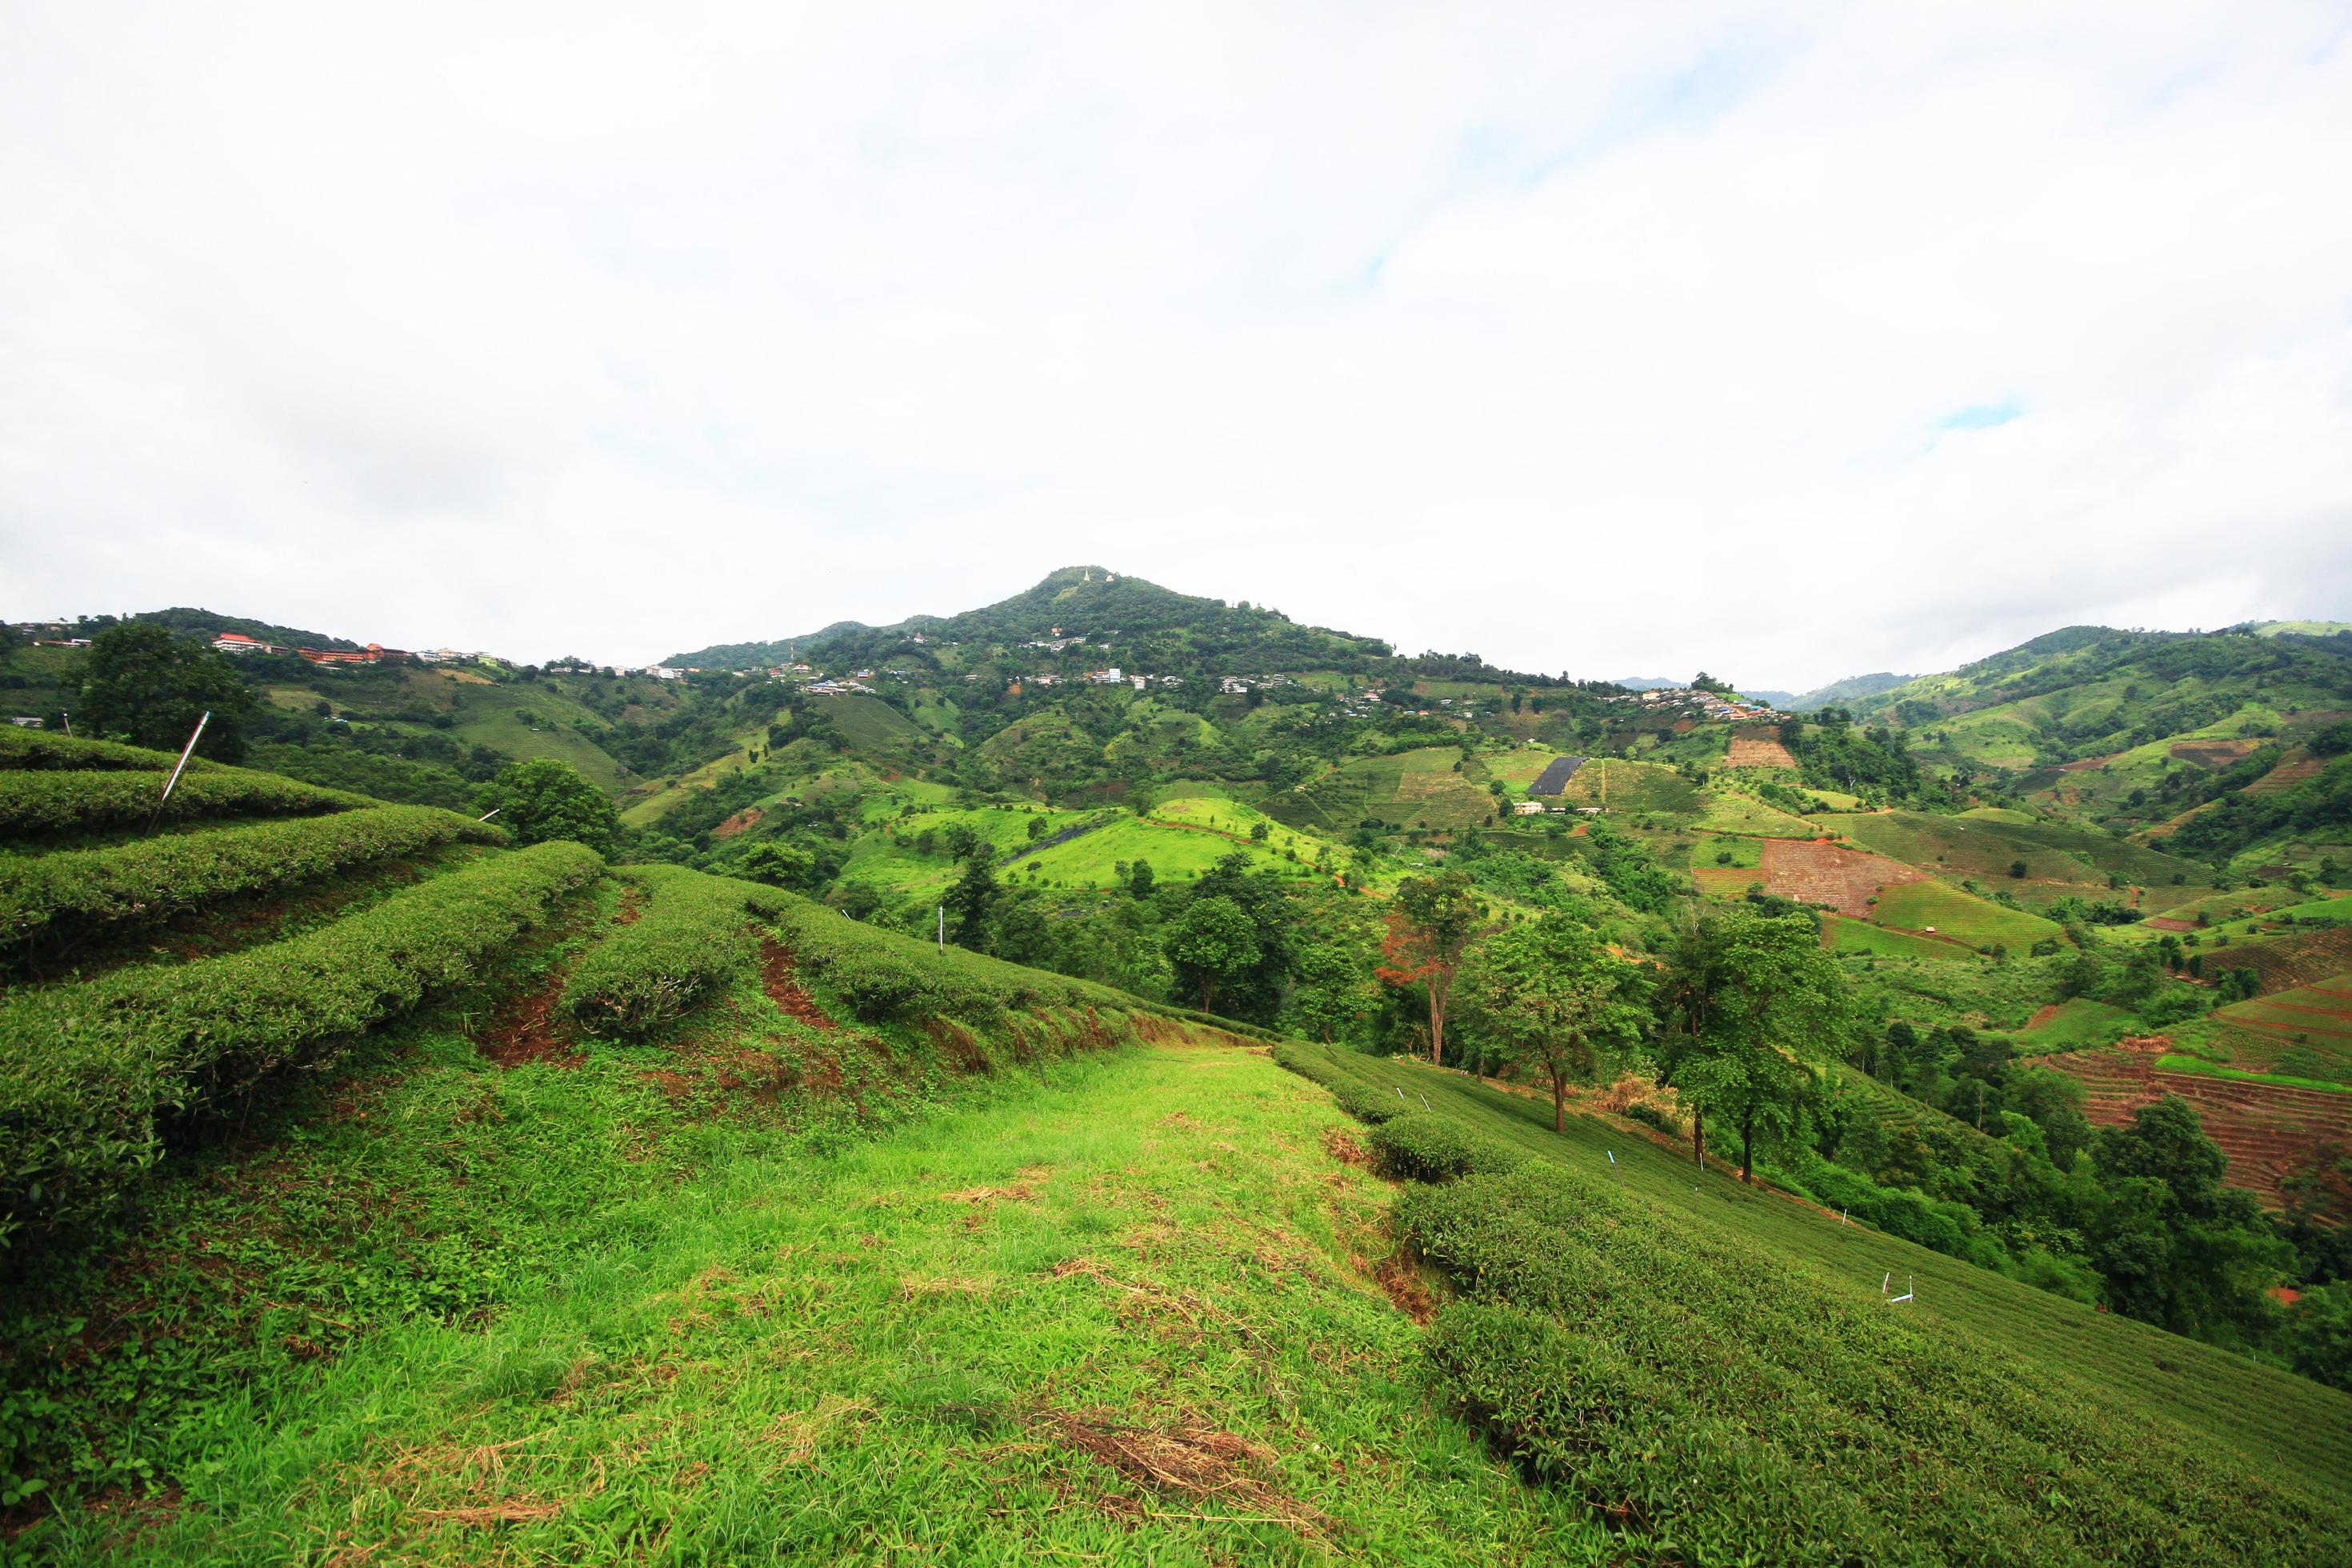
{"left": 71, "top": 1044, "right": 1604, "bottom": 1566}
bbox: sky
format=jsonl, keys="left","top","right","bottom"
{"left": 3, "top": 2, "right": 2350, "bottom": 692}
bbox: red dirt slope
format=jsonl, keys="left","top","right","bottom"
{"left": 2042, "top": 1038, "right": 2351, "bottom": 1206}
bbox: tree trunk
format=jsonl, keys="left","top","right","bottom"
{"left": 1550, "top": 1067, "right": 1566, "bottom": 1134}
{"left": 1691, "top": 1106, "right": 1706, "bottom": 1168}
{"left": 1200, "top": 977, "right": 1216, "bottom": 1013}
{"left": 1427, "top": 985, "right": 1445, "bottom": 1066}
{"left": 1738, "top": 1106, "right": 1756, "bottom": 1183}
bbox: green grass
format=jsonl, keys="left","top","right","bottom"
{"left": 434, "top": 683, "right": 634, "bottom": 792}
{"left": 1274, "top": 1043, "right": 2352, "bottom": 1508}
{"left": 1870, "top": 879, "right": 2066, "bottom": 950}
{"left": 10, "top": 1037, "right": 1611, "bottom": 1563}
{"left": 2016, "top": 996, "right": 2138, "bottom": 1052}
{"left": 1821, "top": 914, "right": 1974, "bottom": 961}
{"left": 2153, "top": 1054, "right": 2352, "bottom": 1094}
{"left": 837, "top": 805, "right": 1101, "bottom": 894}
{"left": 1011, "top": 814, "right": 1323, "bottom": 889}
{"left": 1692, "top": 787, "right": 1817, "bottom": 837}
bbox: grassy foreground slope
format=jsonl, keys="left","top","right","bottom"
{"left": 14, "top": 1034, "right": 1606, "bottom": 1562}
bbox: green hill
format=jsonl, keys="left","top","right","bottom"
{"left": 1276, "top": 1042, "right": 2350, "bottom": 1562}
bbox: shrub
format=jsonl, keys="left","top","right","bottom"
{"left": 1393, "top": 1165, "right": 2334, "bottom": 1566}
{"left": 0, "top": 841, "right": 603, "bottom": 1246}
{"left": 1369, "top": 1112, "right": 1526, "bottom": 1182}
{"left": 1623, "top": 1098, "right": 1680, "bottom": 1137}
{"left": 562, "top": 865, "right": 789, "bottom": 1036}
{"left": 0, "top": 727, "right": 215, "bottom": 773}
{"left": 0, "top": 806, "right": 507, "bottom": 957}
{"left": 0, "top": 770, "right": 369, "bottom": 839}
{"left": 1424, "top": 1299, "right": 1905, "bottom": 1565}
{"left": 769, "top": 895, "right": 1125, "bottom": 1029}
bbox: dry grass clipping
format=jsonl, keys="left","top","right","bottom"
{"left": 1038, "top": 1409, "right": 1336, "bottom": 1538}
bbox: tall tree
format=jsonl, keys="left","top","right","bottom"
{"left": 1459, "top": 914, "right": 1652, "bottom": 1132}
{"left": 1167, "top": 895, "right": 1261, "bottom": 1014}
{"left": 944, "top": 847, "right": 1000, "bottom": 947}
{"left": 476, "top": 758, "right": 618, "bottom": 854}
{"left": 1650, "top": 906, "right": 1856, "bottom": 1180}
{"left": 1378, "top": 870, "right": 1487, "bottom": 1066}
{"left": 73, "top": 622, "right": 256, "bottom": 762}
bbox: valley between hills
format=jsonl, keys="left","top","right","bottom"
{"left": 3, "top": 569, "right": 2350, "bottom": 1564}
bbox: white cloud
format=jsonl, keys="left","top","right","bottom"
{"left": 2, "top": 0, "right": 2346, "bottom": 687}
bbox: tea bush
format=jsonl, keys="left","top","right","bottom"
{"left": 0, "top": 768, "right": 366, "bottom": 838}
{"left": 0, "top": 840, "right": 603, "bottom": 1246}
{"left": 562, "top": 865, "right": 789, "bottom": 1036}
{"left": 770, "top": 896, "right": 1132, "bottom": 1028}
{"left": 0, "top": 728, "right": 203, "bottom": 773}
{"left": 1367, "top": 1112, "right": 1526, "bottom": 1182}
{"left": 0, "top": 806, "right": 507, "bottom": 954}
{"left": 1396, "top": 1164, "right": 2346, "bottom": 1566}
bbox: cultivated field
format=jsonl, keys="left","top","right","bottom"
{"left": 1756, "top": 838, "right": 1923, "bottom": 917}
{"left": 1278, "top": 1042, "right": 2352, "bottom": 1556}
{"left": 1725, "top": 736, "right": 1797, "bottom": 769}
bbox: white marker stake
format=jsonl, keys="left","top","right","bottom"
{"left": 159, "top": 711, "right": 210, "bottom": 806}
{"left": 937, "top": 905, "right": 945, "bottom": 954}
{"left": 478, "top": 807, "right": 501, "bottom": 822}
{"left": 1607, "top": 1150, "right": 1616, "bottom": 1166}
{"left": 1890, "top": 1275, "right": 1914, "bottom": 1305}
{"left": 1882, "top": 1272, "right": 1891, "bottom": 1296}
{"left": 146, "top": 711, "right": 210, "bottom": 832}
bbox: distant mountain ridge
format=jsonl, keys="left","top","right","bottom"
{"left": 1788, "top": 672, "right": 1910, "bottom": 712}
{"left": 670, "top": 567, "right": 1393, "bottom": 673}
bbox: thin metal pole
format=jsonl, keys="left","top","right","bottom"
{"left": 146, "top": 710, "right": 210, "bottom": 832}
{"left": 938, "top": 904, "right": 945, "bottom": 954}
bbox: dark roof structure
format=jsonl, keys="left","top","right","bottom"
{"left": 1530, "top": 755, "right": 1585, "bottom": 796}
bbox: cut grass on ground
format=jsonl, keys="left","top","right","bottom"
{"left": 20, "top": 1043, "right": 1609, "bottom": 1565}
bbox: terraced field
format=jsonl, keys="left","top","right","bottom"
{"left": 1816, "top": 810, "right": 2211, "bottom": 910}
{"left": 1278, "top": 1042, "right": 2352, "bottom": 1554}
{"left": 2040, "top": 1038, "right": 2352, "bottom": 1206}
{"left": 1269, "top": 746, "right": 1500, "bottom": 831}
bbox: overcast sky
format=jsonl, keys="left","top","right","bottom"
{"left": 4, "top": 2, "right": 2350, "bottom": 690}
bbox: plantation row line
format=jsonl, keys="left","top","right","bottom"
{"left": 563, "top": 864, "right": 791, "bottom": 1035}
{"left": 0, "top": 840, "right": 604, "bottom": 1246}
{"left": 0, "top": 804, "right": 507, "bottom": 957}
{"left": 0, "top": 728, "right": 213, "bottom": 774}
{"left": 0, "top": 767, "right": 368, "bottom": 839}
{"left": 1283, "top": 1046, "right": 2349, "bottom": 1567}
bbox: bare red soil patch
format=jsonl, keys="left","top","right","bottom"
{"left": 2058, "top": 753, "right": 2122, "bottom": 773}
{"left": 2026, "top": 1003, "right": 2061, "bottom": 1030}
{"left": 2142, "top": 917, "right": 2196, "bottom": 932}
{"left": 1757, "top": 838, "right": 1923, "bottom": 917}
{"left": 474, "top": 970, "right": 583, "bottom": 1069}
{"left": 710, "top": 806, "right": 766, "bottom": 840}
{"left": 1726, "top": 738, "right": 1797, "bottom": 770}
{"left": 759, "top": 938, "right": 835, "bottom": 1031}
